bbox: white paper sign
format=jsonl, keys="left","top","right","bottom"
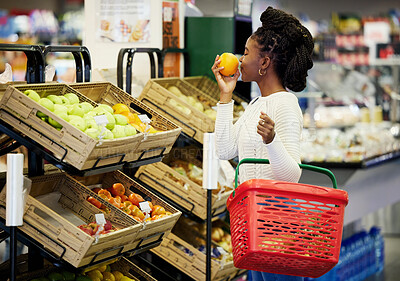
{"left": 364, "top": 21, "right": 391, "bottom": 45}
{"left": 139, "top": 201, "right": 152, "bottom": 213}
{"left": 138, "top": 114, "right": 151, "bottom": 123}
{"left": 95, "top": 213, "right": 106, "bottom": 225}
{"left": 94, "top": 114, "right": 109, "bottom": 126}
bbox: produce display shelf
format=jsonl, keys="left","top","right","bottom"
{"left": 303, "top": 150, "right": 400, "bottom": 169}
{"left": 132, "top": 176, "right": 226, "bottom": 225}
{"left": 0, "top": 119, "right": 164, "bottom": 177}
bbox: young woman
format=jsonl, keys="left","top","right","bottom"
{"left": 211, "top": 6, "right": 314, "bottom": 281}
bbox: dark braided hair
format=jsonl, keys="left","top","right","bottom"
{"left": 252, "top": 6, "right": 314, "bottom": 92}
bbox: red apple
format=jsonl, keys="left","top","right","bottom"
{"left": 104, "top": 220, "right": 112, "bottom": 231}
{"left": 78, "top": 224, "right": 93, "bottom": 236}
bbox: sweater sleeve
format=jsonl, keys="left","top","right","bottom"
{"left": 265, "top": 97, "right": 302, "bottom": 183}
{"left": 214, "top": 100, "right": 244, "bottom": 160}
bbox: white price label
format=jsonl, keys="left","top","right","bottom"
{"left": 94, "top": 114, "right": 109, "bottom": 126}
{"left": 139, "top": 201, "right": 152, "bottom": 213}
{"left": 217, "top": 246, "right": 227, "bottom": 256}
{"left": 95, "top": 213, "right": 106, "bottom": 225}
{"left": 138, "top": 114, "right": 151, "bottom": 124}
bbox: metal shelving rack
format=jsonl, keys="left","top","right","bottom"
{"left": 0, "top": 43, "right": 170, "bottom": 280}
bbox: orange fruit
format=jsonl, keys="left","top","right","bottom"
{"left": 219, "top": 53, "right": 239, "bottom": 76}
{"left": 121, "top": 111, "right": 137, "bottom": 124}
{"left": 112, "top": 103, "right": 130, "bottom": 114}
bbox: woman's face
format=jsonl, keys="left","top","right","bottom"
{"left": 239, "top": 36, "right": 262, "bottom": 82}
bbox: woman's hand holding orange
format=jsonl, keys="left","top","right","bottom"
{"left": 211, "top": 55, "right": 240, "bottom": 103}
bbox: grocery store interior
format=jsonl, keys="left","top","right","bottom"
{"left": 0, "top": 0, "right": 400, "bottom": 280}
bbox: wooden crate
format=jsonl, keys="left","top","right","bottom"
{"left": 0, "top": 83, "right": 144, "bottom": 170}
{"left": 151, "top": 232, "right": 237, "bottom": 281}
{"left": 138, "top": 78, "right": 217, "bottom": 144}
{"left": 184, "top": 75, "right": 248, "bottom": 115}
{"left": 73, "top": 170, "right": 181, "bottom": 253}
{"left": 0, "top": 173, "right": 141, "bottom": 268}
{"left": 15, "top": 257, "right": 155, "bottom": 281}
{"left": 70, "top": 82, "right": 181, "bottom": 162}
{"left": 135, "top": 148, "right": 231, "bottom": 220}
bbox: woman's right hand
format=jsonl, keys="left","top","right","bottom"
{"left": 211, "top": 55, "right": 240, "bottom": 103}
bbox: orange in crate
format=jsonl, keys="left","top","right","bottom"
{"left": 226, "top": 158, "right": 349, "bottom": 278}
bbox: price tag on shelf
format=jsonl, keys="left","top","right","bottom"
{"left": 94, "top": 114, "right": 109, "bottom": 126}
{"left": 95, "top": 213, "right": 106, "bottom": 225}
{"left": 138, "top": 114, "right": 151, "bottom": 124}
{"left": 139, "top": 201, "right": 152, "bottom": 214}
{"left": 139, "top": 201, "right": 151, "bottom": 229}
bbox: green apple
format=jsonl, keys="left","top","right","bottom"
{"left": 68, "top": 104, "right": 85, "bottom": 117}
{"left": 80, "top": 102, "right": 94, "bottom": 114}
{"left": 83, "top": 116, "right": 99, "bottom": 130}
{"left": 59, "top": 96, "right": 70, "bottom": 105}
{"left": 92, "top": 106, "right": 108, "bottom": 115}
{"left": 64, "top": 93, "right": 80, "bottom": 105}
{"left": 47, "top": 272, "right": 64, "bottom": 281}
{"left": 113, "top": 114, "right": 128, "bottom": 126}
{"left": 112, "top": 125, "right": 127, "bottom": 138}
{"left": 100, "top": 128, "right": 114, "bottom": 139}
{"left": 46, "top": 95, "right": 62, "bottom": 105}
{"left": 54, "top": 104, "right": 68, "bottom": 114}
{"left": 38, "top": 98, "right": 54, "bottom": 112}
{"left": 85, "top": 128, "right": 100, "bottom": 139}
{"left": 54, "top": 110, "right": 69, "bottom": 122}
{"left": 48, "top": 117, "right": 63, "bottom": 129}
{"left": 61, "top": 271, "right": 76, "bottom": 281}
{"left": 104, "top": 112, "right": 116, "bottom": 130}
{"left": 125, "top": 124, "right": 137, "bottom": 136}
{"left": 98, "top": 104, "right": 113, "bottom": 114}
{"left": 68, "top": 116, "right": 87, "bottom": 131}
{"left": 24, "top": 89, "right": 40, "bottom": 102}
{"left": 36, "top": 111, "right": 48, "bottom": 119}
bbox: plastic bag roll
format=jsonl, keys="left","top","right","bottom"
{"left": 6, "top": 153, "right": 24, "bottom": 226}
{"left": 203, "top": 133, "right": 219, "bottom": 190}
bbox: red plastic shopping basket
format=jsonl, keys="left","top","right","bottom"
{"left": 226, "top": 158, "right": 349, "bottom": 278}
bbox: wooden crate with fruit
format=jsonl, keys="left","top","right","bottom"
{"left": 151, "top": 217, "right": 240, "bottom": 281}
{"left": 138, "top": 78, "right": 218, "bottom": 144}
{"left": 184, "top": 75, "right": 247, "bottom": 117}
{"left": 0, "top": 173, "right": 141, "bottom": 268}
{"left": 135, "top": 147, "right": 232, "bottom": 220}
{"left": 70, "top": 82, "right": 181, "bottom": 163}
{"left": 73, "top": 170, "right": 181, "bottom": 254}
{"left": 15, "top": 257, "right": 155, "bottom": 281}
{"left": 0, "top": 83, "right": 145, "bottom": 170}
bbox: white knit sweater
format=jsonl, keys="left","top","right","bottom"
{"left": 215, "top": 92, "right": 303, "bottom": 184}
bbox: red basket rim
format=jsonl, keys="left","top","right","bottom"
{"left": 227, "top": 179, "right": 349, "bottom": 210}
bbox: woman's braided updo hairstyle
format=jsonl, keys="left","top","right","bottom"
{"left": 252, "top": 6, "right": 314, "bottom": 92}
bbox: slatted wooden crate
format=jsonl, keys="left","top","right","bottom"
{"left": 151, "top": 224, "right": 238, "bottom": 281}
{"left": 73, "top": 170, "right": 181, "bottom": 254}
{"left": 15, "top": 257, "right": 155, "bottom": 281}
{"left": 0, "top": 173, "right": 141, "bottom": 268}
{"left": 70, "top": 82, "right": 181, "bottom": 162}
{"left": 138, "top": 78, "right": 218, "bottom": 144}
{"left": 0, "top": 83, "right": 144, "bottom": 170}
{"left": 135, "top": 147, "right": 232, "bottom": 220}
{"left": 184, "top": 75, "right": 248, "bottom": 116}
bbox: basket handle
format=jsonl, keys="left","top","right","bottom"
{"left": 234, "top": 158, "right": 337, "bottom": 195}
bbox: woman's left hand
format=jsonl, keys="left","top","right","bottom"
{"left": 257, "top": 111, "right": 275, "bottom": 144}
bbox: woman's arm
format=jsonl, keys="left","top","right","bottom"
{"left": 214, "top": 101, "right": 245, "bottom": 160}
{"left": 265, "top": 98, "right": 302, "bottom": 183}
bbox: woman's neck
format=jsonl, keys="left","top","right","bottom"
{"left": 257, "top": 69, "right": 286, "bottom": 97}
{"left": 257, "top": 79, "right": 286, "bottom": 97}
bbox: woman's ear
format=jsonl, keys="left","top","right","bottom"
{"left": 260, "top": 55, "right": 271, "bottom": 70}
